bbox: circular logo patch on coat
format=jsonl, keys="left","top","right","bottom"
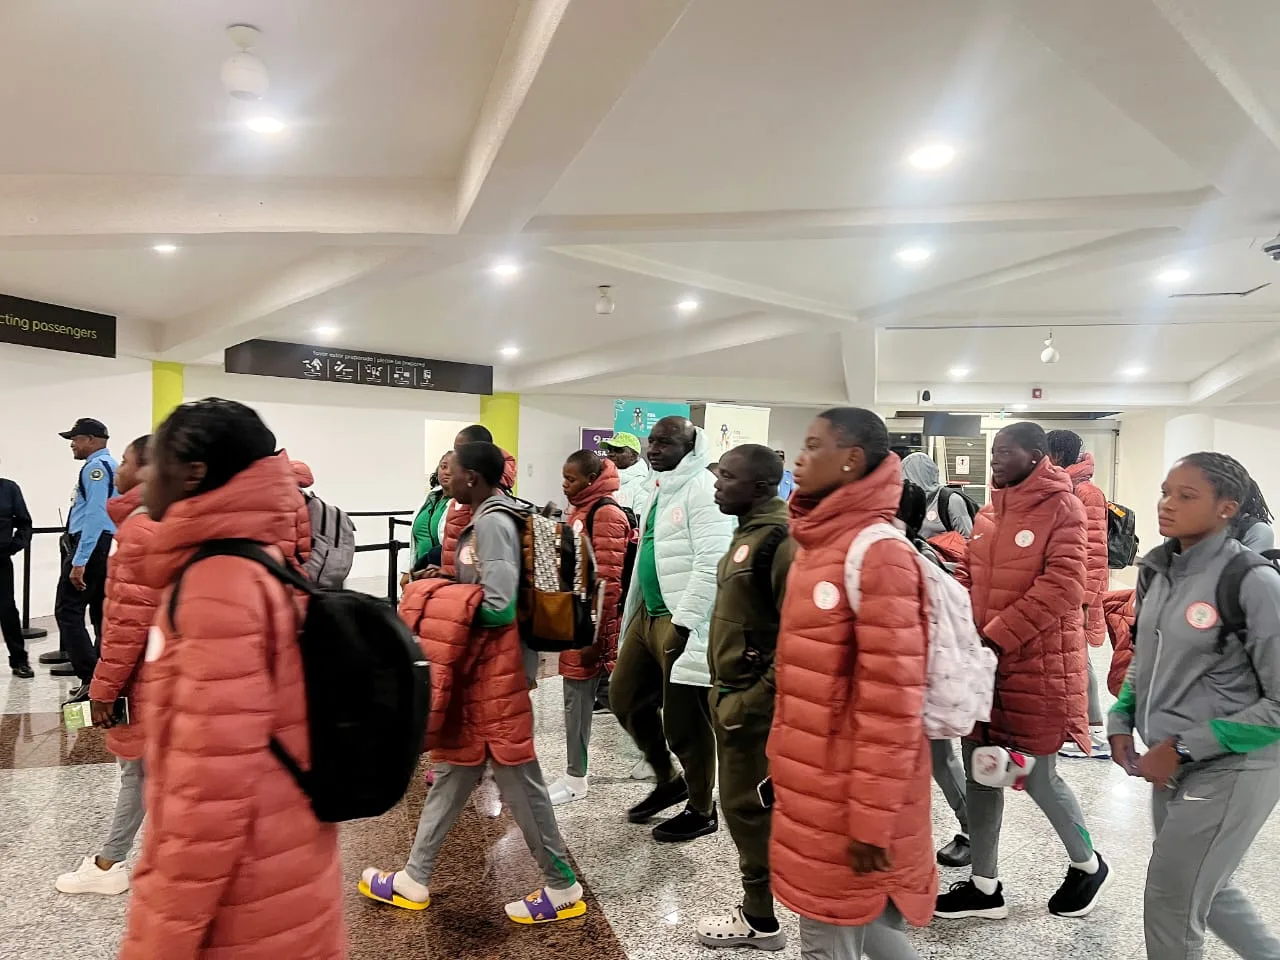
{"left": 927, "top": 510, "right": 939, "bottom": 523}
{"left": 671, "top": 506, "right": 685, "bottom": 524}
{"left": 453, "top": 500, "right": 465, "bottom": 511}
{"left": 733, "top": 544, "right": 750, "bottom": 563}
{"left": 1186, "top": 602, "right": 1219, "bottom": 630}
{"left": 458, "top": 543, "right": 476, "bottom": 566}
{"left": 572, "top": 519, "right": 584, "bottom": 534}
{"left": 813, "top": 581, "right": 840, "bottom": 610}
{"left": 1014, "top": 529, "right": 1036, "bottom": 548}
{"left": 88, "top": 467, "right": 105, "bottom": 482}
{"left": 145, "top": 625, "right": 166, "bottom": 663}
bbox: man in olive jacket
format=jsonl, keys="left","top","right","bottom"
{"left": 697, "top": 444, "right": 796, "bottom": 952}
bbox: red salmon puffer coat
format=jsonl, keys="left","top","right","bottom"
{"left": 1103, "top": 588, "right": 1136, "bottom": 697}
{"left": 440, "top": 448, "right": 516, "bottom": 576}
{"left": 288, "top": 455, "right": 315, "bottom": 568}
{"left": 400, "top": 578, "right": 535, "bottom": 766}
{"left": 88, "top": 487, "right": 160, "bottom": 762}
{"left": 962, "top": 457, "right": 1089, "bottom": 756}
{"left": 768, "top": 455, "right": 936, "bottom": 928}
{"left": 120, "top": 452, "right": 344, "bottom": 960}
{"left": 561, "top": 459, "right": 629, "bottom": 680}
{"left": 1065, "top": 453, "right": 1109, "bottom": 647}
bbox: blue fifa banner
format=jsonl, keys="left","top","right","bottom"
{"left": 613, "top": 399, "right": 691, "bottom": 436}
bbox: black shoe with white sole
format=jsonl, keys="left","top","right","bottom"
{"left": 62, "top": 683, "right": 91, "bottom": 705}
{"left": 935, "top": 879, "right": 1009, "bottom": 920}
{"left": 936, "top": 834, "right": 972, "bottom": 868}
{"left": 1048, "top": 853, "right": 1111, "bottom": 918}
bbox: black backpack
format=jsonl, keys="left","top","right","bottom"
{"left": 586, "top": 497, "right": 639, "bottom": 617}
{"left": 936, "top": 486, "right": 980, "bottom": 532}
{"left": 167, "top": 539, "right": 430, "bottom": 823}
{"left": 1107, "top": 501, "right": 1139, "bottom": 569}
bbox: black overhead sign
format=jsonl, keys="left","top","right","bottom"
{"left": 0, "top": 293, "right": 116, "bottom": 358}
{"left": 224, "top": 339, "right": 494, "bottom": 396}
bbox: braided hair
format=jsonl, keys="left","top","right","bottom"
{"left": 155, "top": 398, "right": 277, "bottom": 495}
{"left": 1046, "top": 429, "right": 1083, "bottom": 467}
{"left": 1179, "top": 452, "right": 1272, "bottom": 539}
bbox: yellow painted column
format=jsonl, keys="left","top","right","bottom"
{"left": 151, "top": 361, "right": 185, "bottom": 429}
{"left": 479, "top": 392, "right": 520, "bottom": 492}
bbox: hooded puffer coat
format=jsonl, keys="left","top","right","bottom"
{"left": 962, "top": 457, "right": 1090, "bottom": 756}
{"left": 619, "top": 427, "right": 734, "bottom": 687}
{"left": 288, "top": 455, "right": 314, "bottom": 567}
{"left": 1065, "top": 453, "right": 1109, "bottom": 647}
{"left": 1102, "top": 588, "right": 1136, "bottom": 698}
{"left": 400, "top": 578, "right": 534, "bottom": 766}
{"left": 120, "top": 452, "right": 344, "bottom": 960}
{"left": 88, "top": 487, "right": 160, "bottom": 761}
{"left": 768, "top": 454, "right": 936, "bottom": 928}
{"left": 561, "top": 459, "right": 629, "bottom": 680}
{"left": 440, "top": 448, "right": 517, "bottom": 575}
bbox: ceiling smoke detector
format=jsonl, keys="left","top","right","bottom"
{"left": 1040, "top": 330, "right": 1060, "bottom": 365}
{"left": 595, "top": 285, "right": 616, "bottom": 316}
{"left": 221, "top": 24, "right": 270, "bottom": 101}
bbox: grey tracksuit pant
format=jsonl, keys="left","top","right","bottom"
{"left": 405, "top": 760, "right": 577, "bottom": 891}
{"left": 1145, "top": 763, "right": 1280, "bottom": 959}
{"left": 101, "top": 758, "right": 144, "bottom": 863}
{"left": 931, "top": 739, "right": 968, "bottom": 833}
{"left": 963, "top": 740, "right": 1094, "bottom": 879}
{"left": 563, "top": 676, "right": 601, "bottom": 778}
{"left": 1086, "top": 656, "right": 1104, "bottom": 727}
{"left": 799, "top": 903, "right": 920, "bottom": 960}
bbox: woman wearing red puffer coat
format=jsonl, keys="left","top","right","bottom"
{"left": 548, "top": 451, "right": 629, "bottom": 807}
{"left": 54, "top": 435, "right": 160, "bottom": 898}
{"left": 120, "top": 399, "right": 344, "bottom": 960}
{"left": 936, "top": 422, "right": 1111, "bottom": 925}
{"left": 769, "top": 408, "right": 934, "bottom": 959}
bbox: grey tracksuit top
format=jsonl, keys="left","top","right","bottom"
{"left": 1108, "top": 530, "right": 1280, "bottom": 769}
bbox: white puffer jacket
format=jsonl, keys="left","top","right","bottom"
{"left": 615, "top": 459, "right": 652, "bottom": 512}
{"left": 621, "top": 427, "right": 734, "bottom": 687}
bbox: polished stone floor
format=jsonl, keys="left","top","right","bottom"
{"left": 2, "top": 618, "right": 1277, "bottom": 959}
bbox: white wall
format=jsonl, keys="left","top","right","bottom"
{"left": 517, "top": 394, "right": 617, "bottom": 510}
{"left": 0, "top": 348, "right": 153, "bottom": 617}
{"left": 1210, "top": 409, "right": 1280, "bottom": 519}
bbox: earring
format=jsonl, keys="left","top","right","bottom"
{"left": 842, "top": 465, "right": 852, "bottom": 472}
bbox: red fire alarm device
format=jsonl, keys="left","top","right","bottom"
{"left": 1032, "top": 387, "right": 1043, "bottom": 400}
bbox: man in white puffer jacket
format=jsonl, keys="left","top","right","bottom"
{"left": 611, "top": 418, "right": 735, "bottom": 843}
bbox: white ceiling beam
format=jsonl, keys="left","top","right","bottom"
{"left": 1188, "top": 333, "right": 1280, "bottom": 405}
{"left": 0, "top": 176, "right": 455, "bottom": 239}
{"left": 840, "top": 326, "right": 878, "bottom": 407}
{"left": 539, "top": 374, "right": 845, "bottom": 407}
{"left": 877, "top": 380, "right": 1190, "bottom": 410}
{"left": 510, "top": 312, "right": 818, "bottom": 391}
{"left": 455, "top": 0, "right": 693, "bottom": 233}
{"left": 525, "top": 188, "right": 1221, "bottom": 244}
{"left": 884, "top": 307, "right": 1280, "bottom": 330}
{"left": 155, "top": 246, "right": 479, "bottom": 362}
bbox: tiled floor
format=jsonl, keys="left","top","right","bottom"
{"left": 2, "top": 619, "right": 1277, "bottom": 959}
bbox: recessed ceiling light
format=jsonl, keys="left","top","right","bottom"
{"left": 491, "top": 261, "right": 520, "bottom": 279}
{"left": 245, "top": 115, "right": 286, "bottom": 134}
{"left": 152, "top": 243, "right": 178, "bottom": 255}
{"left": 1122, "top": 365, "right": 1147, "bottom": 377}
{"left": 949, "top": 366, "right": 970, "bottom": 379}
{"left": 1157, "top": 267, "right": 1190, "bottom": 284}
{"left": 313, "top": 325, "right": 338, "bottom": 340}
{"left": 676, "top": 297, "right": 700, "bottom": 313}
{"left": 907, "top": 142, "right": 957, "bottom": 170}
{"left": 1010, "top": 402, "right": 1029, "bottom": 412}
{"left": 499, "top": 344, "right": 520, "bottom": 359}
{"left": 896, "top": 246, "right": 932, "bottom": 264}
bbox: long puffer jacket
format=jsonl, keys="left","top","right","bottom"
{"left": 440, "top": 449, "right": 517, "bottom": 576}
{"left": 88, "top": 487, "right": 160, "bottom": 762}
{"left": 1103, "top": 588, "right": 1136, "bottom": 698}
{"left": 619, "top": 427, "right": 734, "bottom": 687}
{"left": 399, "top": 578, "right": 534, "bottom": 766}
{"left": 561, "top": 459, "right": 629, "bottom": 681}
{"left": 120, "top": 452, "right": 344, "bottom": 960}
{"left": 1066, "top": 453, "right": 1109, "bottom": 647}
{"left": 288, "top": 455, "right": 314, "bottom": 567}
{"left": 768, "top": 454, "right": 936, "bottom": 928}
{"left": 962, "top": 457, "right": 1089, "bottom": 756}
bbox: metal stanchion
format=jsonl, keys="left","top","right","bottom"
{"left": 18, "top": 527, "right": 61, "bottom": 639}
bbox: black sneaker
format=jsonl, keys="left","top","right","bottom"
{"left": 63, "top": 683, "right": 91, "bottom": 705}
{"left": 1048, "top": 854, "right": 1111, "bottom": 918}
{"left": 11, "top": 663, "right": 34, "bottom": 679}
{"left": 936, "top": 834, "right": 972, "bottom": 868}
{"left": 627, "top": 775, "right": 689, "bottom": 823}
{"left": 935, "top": 879, "right": 1009, "bottom": 920}
{"left": 652, "top": 803, "right": 718, "bottom": 843}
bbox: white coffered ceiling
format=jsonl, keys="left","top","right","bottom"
{"left": 2, "top": 0, "right": 1280, "bottom": 413}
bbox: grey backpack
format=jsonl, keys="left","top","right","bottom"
{"left": 302, "top": 493, "right": 356, "bottom": 588}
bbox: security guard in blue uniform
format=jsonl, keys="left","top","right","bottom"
{"left": 45, "top": 418, "right": 117, "bottom": 700}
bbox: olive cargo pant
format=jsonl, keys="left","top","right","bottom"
{"left": 711, "top": 687, "right": 775, "bottom": 917}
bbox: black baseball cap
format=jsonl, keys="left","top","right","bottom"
{"left": 58, "top": 418, "right": 109, "bottom": 440}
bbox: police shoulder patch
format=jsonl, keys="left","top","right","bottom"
{"left": 88, "top": 467, "right": 105, "bottom": 482}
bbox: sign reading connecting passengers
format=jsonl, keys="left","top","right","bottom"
{"left": 225, "top": 339, "right": 494, "bottom": 395}
{"left": 0, "top": 293, "right": 116, "bottom": 358}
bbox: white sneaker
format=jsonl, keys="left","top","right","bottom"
{"left": 697, "top": 906, "right": 787, "bottom": 951}
{"left": 548, "top": 775, "right": 589, "bottom": 806}
{"left": 55, "top": 857, "right": 129, "bottom": 895}
{"left": 629, "top": 758, "right": 655, "bottom": 781}
{"left": 1059, "top": 740, "right": 1089, "bottom": 759}
{"left": 1090, "top": 730, "right": 1112, "bottom": 760}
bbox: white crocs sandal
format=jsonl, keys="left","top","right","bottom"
{"left": 696, "top": 906, "right": 787, "bottom": 951}
{"left": 548, "top": 775, "right": 589, "bottom": 806}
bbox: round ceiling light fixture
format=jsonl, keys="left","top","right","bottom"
{"left": 222, "top": 24, "right": 270, "bottom": 101}
{"left": 244, "top": 115, "right": 285, "bottom": 134}
{"left": 676, "top": 297, "right": 700, "bottom": 313}
{"left": 907, "top": 142, "right": 957, "bottom": 170}
{"left": 1156, "top": 267, "right": 1191, "bottom": 285}
{"left": 152, "top": 243, "right": 178, "bottom": 255}
{"left": 491, "top": 261, "right": 521, "bottom": 279}
{"left": 595, "top": 285, "right": 616, "bottom": 316}
{"left": 1040, "top": 330, "right": 1060, "bottom": 364}
{"left": 313, "top": 325, "right": 339, "bottom": 340}
{"left": 895, "top": 245, "right": 932, "bottom": 264}
{"left": 499, "top": 344, "right": 520, "bottom": 359}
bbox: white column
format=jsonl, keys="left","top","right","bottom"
{"left": 839, "top": 325, "right": 878, "bottom": 408}
{"left": 1163, "top": 412, "right": 1215, "bottom": 470}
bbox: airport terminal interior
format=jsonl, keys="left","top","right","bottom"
{"left": 3, "top": 1, "right": 1280, "bottom": 958}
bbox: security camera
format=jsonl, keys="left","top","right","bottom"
{"left": 917, "top": 389, "right": 934, "bottom": 406}
{"left": 1262, "top": 234, "right": 1280, "bottom": 262}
